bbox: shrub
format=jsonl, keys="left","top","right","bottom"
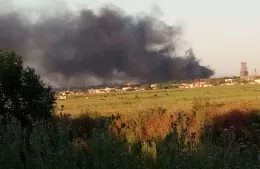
{"left": 0, "top": 47, "right": 56, "bottom": 127}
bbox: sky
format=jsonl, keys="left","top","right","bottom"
{"left": 8, "top": 0, "right": 260, "bottom": 77}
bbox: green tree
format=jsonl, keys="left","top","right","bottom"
{"left": 0, "top": 47, "right": 56, "bottom": 127}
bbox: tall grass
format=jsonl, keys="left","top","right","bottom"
{"left": 1, "top": 98, "right": 260, "bottom": 169}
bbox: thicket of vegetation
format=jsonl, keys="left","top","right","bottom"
{"left": 1, "top": 48, "right": 260, "bottom": 169}
{"left": 0, "top": 48, "right": 55, "bottom": 127}
{"left": 2, "top": 106, "right": 260, "bottom": 169}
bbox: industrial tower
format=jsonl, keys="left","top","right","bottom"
{"left": 240, "top": 62, "right": 249, "bottom": 77}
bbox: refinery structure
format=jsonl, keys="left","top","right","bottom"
{"left": 240, "top": 62, "right": 258, "bottom": 80}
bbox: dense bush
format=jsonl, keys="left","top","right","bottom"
{"left": 0, "top": 48, "right": 55, "bottom": 127}
{"left": 1, "top": 111, "right": 260, "bottom": 169}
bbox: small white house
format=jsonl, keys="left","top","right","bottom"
{"left": 59, "top": 95, "right": 67, "bottom": 100}
{"left": 122, "top": 87, "right": 132, "bottom": 91}
{"left": 150, "top": 84, "right": 157, "bottom": 89}
{"left": 225, "top": 79, "right": 233, "bottom": 83}
{"left": 254, "top": 79, "right": 260, "bottom": 84}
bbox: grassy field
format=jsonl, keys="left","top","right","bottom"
{"left": 3, "top": 84, "right": 260, "bottom": 168}
{"left": 57, "top": 84, "right": 260, "bottom": 116}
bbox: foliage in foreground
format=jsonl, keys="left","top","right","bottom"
{"left": 0, "top": 48, "right": 55, "bottom": 127}
{"left": 1, "top": 110, "right": 260, "bottom": 169}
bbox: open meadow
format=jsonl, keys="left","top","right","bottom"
{"left": 5, "top": 83, "right": 257, "bottom": 169}
{"left": 57, "top": 84, "right": 260, "bottom": 116}
{"left": 4, "top": 80, "right": 260, "bottom": 168}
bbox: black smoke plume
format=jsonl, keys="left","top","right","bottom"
{"left": 0, "top": 4, "right": 214, "bottom": 87}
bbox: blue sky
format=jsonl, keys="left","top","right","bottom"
{"left": 12, "top": 0, "right": 260, "bottom": 77}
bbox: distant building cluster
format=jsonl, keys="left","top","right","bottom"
{"left": 87, "top": 82, "right": 144, "bottom": 94}
{"left": 179, "top": 81, "right": 213, "bottom": 88}
{"left": 55, "top": 74, "right": 260, "bottom": 99}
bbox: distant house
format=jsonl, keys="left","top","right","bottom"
{"left": 193, "top": 81, "right": 208, "bottom": 87}
{"left": 199, "top": 81, "right": 208, "bottom": 86}
{"left": 225, "top": 79, "right": 234, "bottom": 83}
{"left": 104, "top": 87, "right": 116, "bottom": 92}
{"left": 56, "top": 91, "right": 67, "bottom": 100}
{"left": 150, "top": 84, "right": 157, "bottom": 89}
{"left": 202, "top": 84, "right": 213, "bottom": 87}
{"left": 179, "top": 83, "right": 188, "bottom": 88}
{"left": 88, "top": 89, "right": 95, "bottom": 94}
{"left": 59, "top": 95, "right": 67, "bottom": 100}
{"left": 94, "top": 89, "right": 106, "bottom": 94}
{"left": 179, "top": 81, "right": 212, "bottom": 88}
{"left": 225, "top": 83, "right": 235, "bottom": 86}
{"left": 255, "top": 79, "right": 260, "bottom": 84}
{"left": 180, "top": 83, "right": 194, "bottom": 88}
{"left": 88, "top": 88, "right": 106, "bottom": 94}
{"left": 179, "top": 85, "right": 185, "bottom": 89}
{"left": 122, "top": 87, "right": 132, "bottom": 91}
{"left": 193, "top": 82, "right": 200, "bottom": 88}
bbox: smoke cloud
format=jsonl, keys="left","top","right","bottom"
{"left": 0, "top": 3, "right": 214, "bottom": 88}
